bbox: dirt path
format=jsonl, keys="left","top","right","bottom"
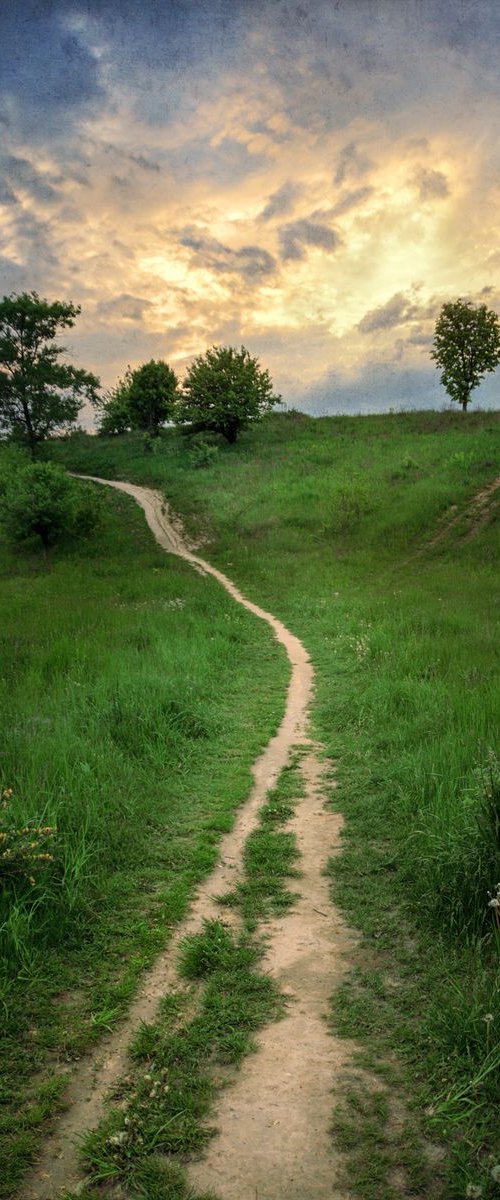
{"left": 24, "top": 479, "right": 356, "bottom": 1200}
{"left": 188, "top": 751, "right": 355, "bottom": 1200}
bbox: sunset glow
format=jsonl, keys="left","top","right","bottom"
{"left": 1, "top": 0, "right": 500, "bottom": 415}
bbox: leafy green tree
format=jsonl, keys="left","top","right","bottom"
{"left": 0, "top": 292, "right": 100, "bottom": 455}
{"left": 432, "top": 298, "right": 500, "bottom": 411}
{"left": 176, "top": 345, "right": 280, "bottom": 443}
{"left": 119, "top": 360, "right": 178, "bottom": 435}
{"left": 96, "top": 382, "right": 133, "bottom": 436}
{"left": 0, "top": 462, "right": 101, "bottom": 551}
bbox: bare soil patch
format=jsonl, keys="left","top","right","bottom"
{"left": 427, "top": 475, "right": 500, "bottom": 547}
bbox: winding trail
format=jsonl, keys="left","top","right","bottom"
{"left": 24, "top": 479, "right": 356, "bottom": 1200}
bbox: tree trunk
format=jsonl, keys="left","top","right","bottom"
{"left": 223, "top": 419, "right": 239, "bottom": 443}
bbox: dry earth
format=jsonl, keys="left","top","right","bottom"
{"left": 428, "top": 475, "right": 500, "bottom": 547}
{"left": 22, "top": 479, "right": 358, "bottom": 1200}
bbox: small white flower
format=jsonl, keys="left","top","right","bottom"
{"left": 491, "top": 1164, "right": 500, "bottom": 1183}
{"left": 483, "top": 1013, "right": 494, "bottom": 1024}
{"left": 465, "top": 1184, "right": 482, "bottom": 1199}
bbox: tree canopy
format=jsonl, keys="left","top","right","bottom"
{"left": 432, "top": 298, "right": 500, "bottom": 411}
{"left": 121, "top": 360, "right": 178, "bottom": 435}
{"left": 0, "top": 292, "right": 99, "bottom": 454}
{"left": 95, "top": 378, "right": 133, "bottom": 436}
{"left": 176, "top": 345, "right": 280, "bottom": 443}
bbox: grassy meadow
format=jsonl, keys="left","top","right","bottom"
{"left": 0, "top": 447, "right": 288, "bottom": 1196}
{"left": 48, "top": 408, "right": 500, "bottom": 1199}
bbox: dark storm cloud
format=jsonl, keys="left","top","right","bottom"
{"left": 180, "top": 230, "right": 277, "bottom": 279}
{"left": 258, "top": 182, "right": 303, "bottom": 223}
{"left": 278, "top": 219, "right": 341, "bottom": 262}
{"left": 0, "top": 3, "right": 103, "bottom": 137}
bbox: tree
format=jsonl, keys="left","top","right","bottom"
{"left": 0, "top": 462, "right": 101, "bottom": 550}
{"left": 431, "top": 298, "right": 500, "bottom": 411}
{"left": 95, "top": 381, "right": 133, "bottom": 436}
{"left": 0, "top": 292, "right": 100, "bottom": 456}
{"left": 118, "top": 360, "right": 178, "bottom": 435}
{"left": 176, "top": 345, "right": 281, "bottom": 443}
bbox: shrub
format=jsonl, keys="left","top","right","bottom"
{"left": 186, "top": 431, "right": 220, "bottom": 468}
{"left": 0, "top": 461, "right": 101, "bottom": 550}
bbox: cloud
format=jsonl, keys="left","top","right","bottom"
{"left": 278, "top": 218, "right": 341, "bottom": 261}
{"left": 180, "top": 229, "right": 277, "bottom": 279}
{"left": 295, "top": 354, "right": 500, "bottom": 416}
{"left": 330, "top": 186, "right": 374, "bottom": 216}
{"left": 95, "top": 294, "right": 155, "bottom": 322}
{"left": 248, "top": 118, "right": 289, "bottom": 146}
{"left": 334, "top": 141, "right": 373, "bottom": 185}
{"left": 358, "top": 292, "right": 421, "bottom": 333}
{"left": 0, "top": 255, "right": 29, "bottom": 296}
{"left": 412, "top": 165, "right": 449, "bottom": 199}
{"left": 0, "top": 5, "right": 103, "bottom": 137}
{"left": 258, "top": 181, "right": 303, "bottom": 222}
{"left": 2, "top": 0, "right": 500, "bottom": 413}
{"left": 292, "top": 360, "right": 441, "bottom": 415}
{"left": 0, "top": 181, "right": 16, "bottom": 207}
{"left": 406, "top": 331, "right": 433, "bottom": 346}
{"left": 1, "top": 154, "right": 60, "bottom": 204}
{"left": 129, "top": 153, "right": 161, "bottom": 174}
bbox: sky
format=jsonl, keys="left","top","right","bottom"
{"left": 1, "top": 0, "right": 500, "bottom": 419}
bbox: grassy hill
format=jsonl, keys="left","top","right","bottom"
{"left": 1, "top": 408, "right": 499, "bottom": 1198}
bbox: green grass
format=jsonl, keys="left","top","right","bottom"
{"left": 76, "top": 918, "right": 284, "bottom": 1199}
{"left": 70, "top": 760, "right": 304, "bottom": 1199}
{"left": 218, "top": 755, "right": 303, "bottom": 923}
{"left": 70, "top": 752, "right": 304, "bottom": 1200}
{"left": 0, "top": 447, "right": 288, "bottom": 1197}
{"left": 50, "top": 408, "right": 500, "bottom": 1198}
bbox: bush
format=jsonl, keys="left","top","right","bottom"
{"left": 186, "top": 431, "right": 220, "bottom": 468}
{"left": 0, "top": 461, "right": 101, "bottom": 550}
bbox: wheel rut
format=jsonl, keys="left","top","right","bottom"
{"left": 23, "top": 478, "right": 357, "bottom": 1200}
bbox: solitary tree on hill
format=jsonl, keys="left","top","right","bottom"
{"left": 432, "top": 298, "right": 500, "bottom": 411}
{"left": 176, "top": 345, "right": 280, "bottom": 443}
{"left": 0, "top": 292, "right": 99, "bottom": 456}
